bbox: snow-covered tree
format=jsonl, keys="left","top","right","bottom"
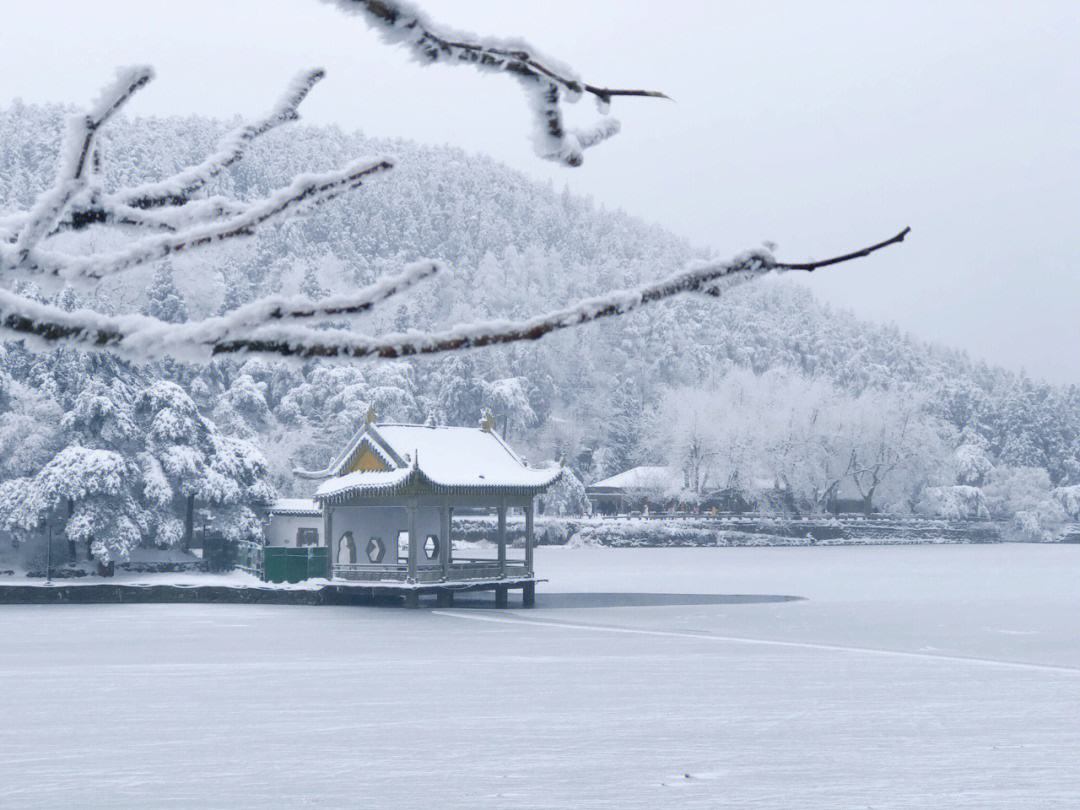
{"left": 0, "top": 379, "right": 272, "bottom": 568}
{"left": 982, "top": 466, "right": 1067, "bottom": 542}
{"left": 136, "top": 381, "right": 273, "bottom": 546}
{"left": 538, "top": 466, "right": 591, "bottom": 517}
{"left": 143, "top": 262, "right": 188, "bottom": 324}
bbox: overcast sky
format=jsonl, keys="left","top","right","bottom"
{"left": 2, "top": 1, "right": 1078, "bottom": 382}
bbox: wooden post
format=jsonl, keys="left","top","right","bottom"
{"left": 407, "top": 502, "right": 418, "bottom": 583}
{"left": 524, "top": 499, "right": 535, "bottom": 576}
{"left": 495, "top": 586, "right": 508, "bottom": 608}
{"left": 497, "top": 500, "right": 507, "bottom": 578}
{"left": 522, "top": 582, "right": 536, "bottom": 608}
{"left": 436, "top": 590, "right": 454, "bottom": 607}
{"left": 440, "top": 500, "right": 451, "bottom": 581}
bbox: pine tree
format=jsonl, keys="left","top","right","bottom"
{"left": 143, "top": 262, "right": 189, "bottom": 324}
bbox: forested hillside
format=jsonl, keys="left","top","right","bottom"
{"left": 1, "top": 102, "right": 1078, "bottom": 558}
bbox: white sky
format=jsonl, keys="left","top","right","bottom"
{"left": 2, "top": 1, "right": 1079, "bottom": 382}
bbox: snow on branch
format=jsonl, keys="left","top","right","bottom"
{"left": 0, "top": 229, "right": 908, "bottom": 363}
{"left": 322, "top": 0, "right": 668, "bottom": 166}
{"left": 113, "top": 69, "right": 328, "bottom": 210}
{"left": 36, "top": 158, "right": 395, "bottom": 283}
{"left": 13, "top": 66, "right": 154, "bottom": 256}
{"left": 0, "top": 3, "right": 908, "bottom": 368}
{"left": 0, "top": 68, "right": 395, "bottom": 286}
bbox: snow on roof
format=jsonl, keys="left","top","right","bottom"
{"left": 315, "top": 469, "right": 413, "bottom": 499}
{"left": 589, "top": 466, "right": 681, "bottom": 492}
{"left": 312, "top": 423, "right": 562, "bottom": 500}
{"left": 268, "top": 498, "right": 321, "bottom": 515}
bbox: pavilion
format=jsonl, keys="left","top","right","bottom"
{"left": 281, "top": 409, "right": 561, "bottom": 607}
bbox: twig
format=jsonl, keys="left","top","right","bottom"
{"left": 774, "top": 227, "right": 911, "bottom": 272}
{"left": 324, "top": 0, "right": 666, "bottom": 166}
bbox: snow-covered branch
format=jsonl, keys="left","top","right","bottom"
{"left": 0, "top": 68, "right": 392, "bottom": 286}
{"left": 210, "top": 251, "right": 776, "bottom": 360}
{"left": 35, "top": 158, "right": 395, "bottom": 283}
{"left": 322, "top": 0, "right": 668, "bottom": 166}
{"left": 12, "top": 66, "right": 154, "bottom": 256}
{"left": 0, "top": 228, "right": 908, "bottom": 362}
{"left": 113, "top": 69, "right": 328, "bottom": 210}
{"left": 0, "top": 1, "right": 909, "bottom": 367}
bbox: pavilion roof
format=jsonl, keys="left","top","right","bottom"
{"left": 305, "top": 422, "right": 562, "bottom": 501}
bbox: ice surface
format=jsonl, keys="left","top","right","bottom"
{"left": 1, "top": 543, "right": 1078, "bottom": 809}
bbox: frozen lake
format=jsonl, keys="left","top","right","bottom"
{"left": 2, "top": 544, "right": 1078, "bottom": 809}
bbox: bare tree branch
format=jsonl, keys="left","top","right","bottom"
{"left": 323, "top": 0, "right": 667, "bottom": 166}
{"left": 773, "top": 227, "right": 911, "bottom": 272}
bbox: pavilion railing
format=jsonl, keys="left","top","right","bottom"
{"left": 331, "top": 560, "right": 529, "bottom": 584}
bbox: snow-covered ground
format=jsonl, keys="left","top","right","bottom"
{"left": 1, "top": 544, "right": 1078, "bottom": 809}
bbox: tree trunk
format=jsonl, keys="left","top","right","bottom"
{"left": 184, "top": 494, "right": 195, "bottom": 551}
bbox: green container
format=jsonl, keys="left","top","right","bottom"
{"left": 264, "top": 547, "right": 329, "bottom": 584}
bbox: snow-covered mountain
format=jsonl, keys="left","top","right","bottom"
{"left": 1, "top": 102, "right": 1077, "bottom": 523}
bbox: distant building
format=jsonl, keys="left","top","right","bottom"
{"left": 586, "top": 466, "right": 681, "bottom": 514}
{"left": 587, "top": 465, "right": 790, "bottom": 515}
{"left": 264, "top": 408, "right": 561, "bottom": 606}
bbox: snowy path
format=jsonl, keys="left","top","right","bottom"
{"left": 1, "top": 544, "right": 1078, "bottom": 809}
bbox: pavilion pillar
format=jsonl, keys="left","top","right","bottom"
{"left": 440, "top": 499, "right": 451, "bottom": 581}
{"left": 524, "top": 499, "right": 535, "bottom": 576}
{"left": 447, "top": 507, "right": 454, "bottom": 564}
{"left": 407, "top": 501, "right": 418, "bottom": 583}
{"left": 323, "top": 504, "right": 334, "bottom": 581}
{"left": 497, "top": 500, "right": 507, "bottom": 578}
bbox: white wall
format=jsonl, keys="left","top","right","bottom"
{"left": 265, "top": 513, "right": 323, "bottom": 548}
{"left": 329, "top": 505, "right": 444, "bottom": 564}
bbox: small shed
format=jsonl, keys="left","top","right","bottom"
{"left": 291, "top": 411, "right": 562, "bottom": 606}
{"left": 264, "top": 499, "right": 323, "bottom": 547}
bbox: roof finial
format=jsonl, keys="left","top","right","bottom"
{"left": 480, "top": 407, "right": 495, "bottom": 433}
{"left": 365, "top": 403, "right": 377, "bottom": 425}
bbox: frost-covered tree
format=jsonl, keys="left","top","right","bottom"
{"left": 0, "top": 379, "right": 271, "bottom": 568}
{"left": 982, "top": 466, "right": 1067, "bottom": 542}
{"left": 538, "top": 466, "right": 591, "bottom": 517}
{"left": 143, "top": 262, "right": 188, "bottom": 324}
{"left": 136, "top": 381, "right": 273, "bottom": 545}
